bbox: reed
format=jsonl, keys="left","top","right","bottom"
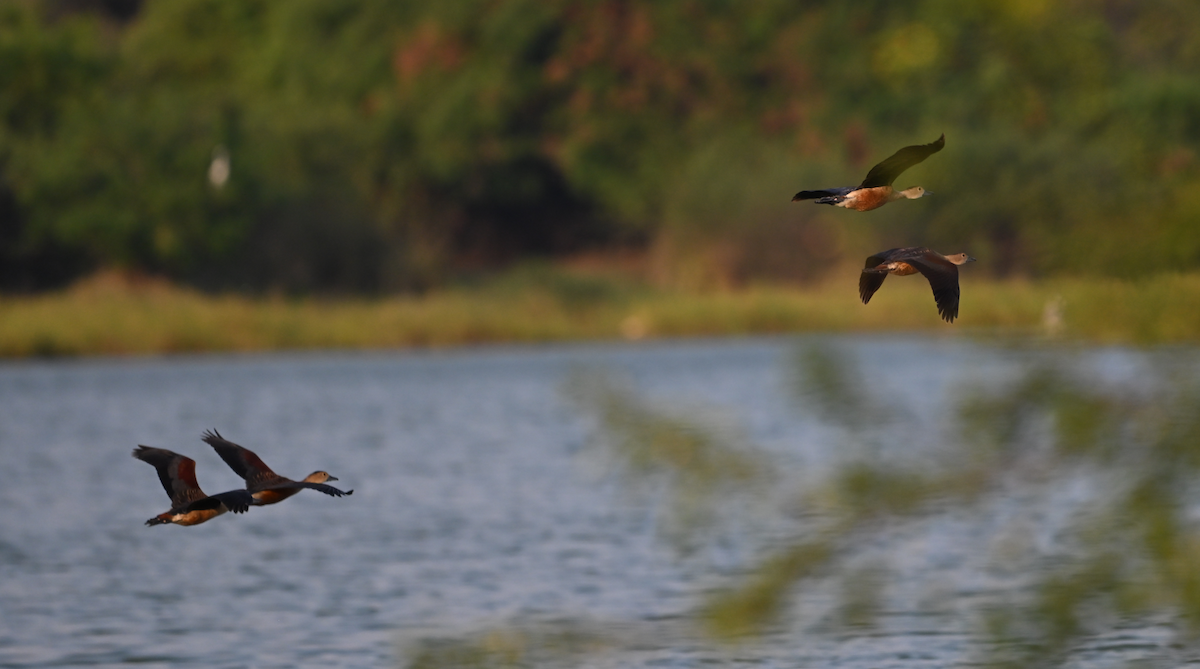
{"left": 2, "top": 271, "right": 1198, "bottom": 358}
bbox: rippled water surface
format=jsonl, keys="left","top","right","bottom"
{"left": 0, "top": 336, "right": 1188, "bottom": 668}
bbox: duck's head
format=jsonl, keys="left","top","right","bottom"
{"left": 303, "top": 470, "right": 338, "bottom": 483}
{"left": 946, "top": 253, "right": 976, "bottom": 266}
{"left": 900, "top": 186, "right": 930, "bottom": 199}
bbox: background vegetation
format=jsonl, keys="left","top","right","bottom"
{"left": 4, "top": 0, "right": 1200, "bottom": 294}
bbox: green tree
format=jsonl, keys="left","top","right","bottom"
{"left": 6, "top": 0, "right": 1200, "bottom": 291}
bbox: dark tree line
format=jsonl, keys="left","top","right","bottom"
{"left": 4, "top": 0, "right": 1200, "bottom": 293}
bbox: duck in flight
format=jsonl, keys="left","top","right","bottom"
{"left": 202, "top": 430, "right": 353, "bottom": 505}
{"left": 859, "top": 247, "right": 975, "bottom": 323}
{"left": 133, "top": 445, "right": 255, "bottom": 526}
{"left": 793, "top": 134, "right": 945, "bottom": 211}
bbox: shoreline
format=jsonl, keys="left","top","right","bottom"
{"left": 2, "top": 272, "right": 1199, "bottom": 359}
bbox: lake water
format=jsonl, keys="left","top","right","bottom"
{"left": 0, "top": 335, "right": 1192, "bottom": 668}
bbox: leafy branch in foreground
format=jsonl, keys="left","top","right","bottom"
{"left": 400, "top": 344, "right": 1200, "bottom": 668}
{"left": 964, "top": 366, "right": 1200, "bottom": 667}
{"left": 564, "top": 370, "right": 771, "bottom": 551}
{"left": 574, "top": 344, "right": 1200, "bottom": 666}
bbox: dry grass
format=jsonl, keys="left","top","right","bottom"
{"left": 1, "top": 270, "right": 1198, "bottom": 358}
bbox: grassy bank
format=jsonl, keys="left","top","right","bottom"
{"left": 2, "top": 270, "right": 1200, "bottom": 358}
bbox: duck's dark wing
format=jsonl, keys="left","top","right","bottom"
{"left": 133, "top": 445, "right": 207, "bottom": 507}
{"left": 858, "top": 252, "right": 892, "bottom": 305}
{"left": 176, "top": 489, "right": 256, "bottom": 515}
{"left": 858, "top": 134, "right": 945, "bottom": 188}
{"left": 906, "top": 251, "right": 961, "bottom": 322}
{"left": 260, "top": 481, "right": 354, "bottom": 498}
{"left": 201, "top": 430, "right": 281, "bottom": 488}
{"left": 792, "top": 186, "right": 855, "bottom": 202}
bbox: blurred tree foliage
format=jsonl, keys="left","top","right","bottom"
{"left": 4, "top": 0, "right": 1200, "bottom": 292}
{"left": 563, "top": 346, "right": 1200, "bottom": 667}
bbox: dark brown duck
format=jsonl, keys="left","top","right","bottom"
{"left": 202, "top": 430, "right": 353, "bottom": 506}
{"left": 793, "top": 135, "right": 944, "bottom": 211}
{"left": 133, "top": 445, "right": 254, "bottom": 526}
{"left": 859, "top": 247, "right": 976, "bottom": 323}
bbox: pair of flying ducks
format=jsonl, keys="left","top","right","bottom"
{"left": 133, "top": 430, "right": 352, "bottom": 527}
{"left": 793, "top": 133, "right": 974, "bottom": 323}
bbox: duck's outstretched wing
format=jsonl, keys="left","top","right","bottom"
{"left": 260, "top": 481, "right": 354, "bottom": 498}
{"left": 176, "top": 489, "right": 257, "bottom": 515}
{"left": 858, "top": 253, "right": 892, "bottom": 305}
{"left": 907, "top": 251, "right": 961, "bottom": 322}
{"left": 792, "top": 186, "right": 854, "bottom": 202}
{"left": 132, "top": 445, "right": 207, "bottom": 508}
{"left": 201, "top": 430, "right": 280, "bottom": 488}
{"left": 859, "top": 134, "right": 944, "bottom": 188}
{"left": 144, "top": 489, "right": 254, "bottom": 526}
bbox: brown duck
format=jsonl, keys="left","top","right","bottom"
{"left": 793, "top": 135, "right": 944, "bottom": 211}
{"left": 133, "top": 445, "right": 254, "bottom": 526}
{"left": 202, "top": 430, "right": 353, "bottom": 505}
{"left": 859, "top": 247, "right": 976, "bottom": 323}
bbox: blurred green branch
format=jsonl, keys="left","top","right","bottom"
{"left": 565, "top": 370, "right": 771, "bottom": 550}
{"left": 566, "top": 344, "right": 1200, "bottom": 667}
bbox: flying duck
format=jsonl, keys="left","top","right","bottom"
{"left": 133, "top": 445, "right": 254, "bottom": 526}
{"left": 859, "top": 247, "right": 976, "bottom": 323}
{"left": 793, "top": 134, "right": 945, "bottom": 211}
{"left": 202, "top": 430, "right": 353, "bottom": 505}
